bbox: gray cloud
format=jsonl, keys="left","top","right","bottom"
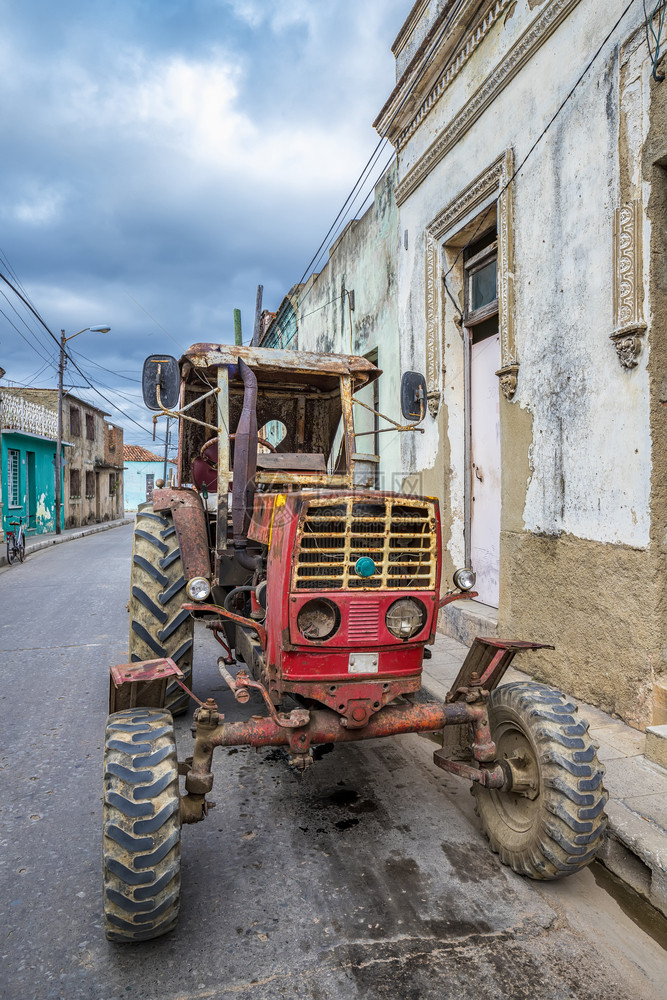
{"left": 0, "top": 0, "right": 405, "bottom": 444}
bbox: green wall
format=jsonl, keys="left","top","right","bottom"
{"left": 1, "top": 432, "right": 64, "bottom": 535}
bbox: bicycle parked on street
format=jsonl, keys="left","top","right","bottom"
{"left": 6, "top": 517, "right": 26, "bottom": 565}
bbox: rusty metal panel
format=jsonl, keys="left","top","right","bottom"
{"left": 152, "top": 486, "right": 211, "bottom": 579}
{"left": 109, "top": 657, "right": 183, "bottom": 712}
{"left": 248, "top": 493, "right": 278, "bottom": 545}
{"left": 445, "top": 638, "right": 555, "bottom": 703}
{"left": 181, "top": 343, "right": 381, "bottom": 388}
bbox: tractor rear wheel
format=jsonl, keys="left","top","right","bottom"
{"left": 103, "top": 708, "right": 181, "bottom": 942}
{"left": 472, "top": 681, "right": 607, "bottom": 880}
{"left": 128, "top": 503, "right": 194, "bottom": 715}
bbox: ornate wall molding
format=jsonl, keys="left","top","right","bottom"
{"left": 395, "top": 0, "right": 584, "bottom": 205}
{"left": 396, "top": 1, "right": 513, "bottom": 151}
{"left": 611, "top": 200, "right": 646, "bottom": 369}
{"left": 424, "top": 233, "right": 441, "bottom": 416}
{"left": 428, "top": 152, "right": 507, "bottom": 241}
{"left": 424, "top": 149, "right": 517, "bottom": 414}
{"left": 496, "top": 148, "right": 517, "bottom": 397}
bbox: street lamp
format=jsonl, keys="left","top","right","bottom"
{"left": 55, "top": 325, "right": 111, "bottom": 535}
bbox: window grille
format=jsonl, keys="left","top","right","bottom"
{"left": 7, "top": 449, "right": 20, "bottom": 507}
{"left": 70, "top": 407, "right": 81, "bottom": 436}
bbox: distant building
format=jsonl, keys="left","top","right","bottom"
{"left": 0, "top": 389, "right": 65, "bottom": 538}
{"left": 261, "top": 285, "right": 303, "bottom": 349}
{"left": 123, "top": 445, "right": 174, "bottom": 510}
{"left": 3, "top": 388, "right": 124, "bottom": 528}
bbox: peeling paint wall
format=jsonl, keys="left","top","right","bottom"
{"left": 0, "top": 430, "right": 61, "bottom": 535}
{"left": 295, "top": 164, "right": 403, "bottom": 488}
{"left": 386, "top": 0, "right": 662, "bottom": 726}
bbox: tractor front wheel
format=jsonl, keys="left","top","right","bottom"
{"left": 472, "top": 682, "right": 607, "bottom": 880}
{"left": 103, "top": 708, "right": 181, "bottom": 942}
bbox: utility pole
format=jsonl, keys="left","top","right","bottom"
{"left": 234, "top": 308, "right": 243, "bottom": 346}
{"left": 252, "top": 284, "right": 263, "bottom": 346}
{"left": 55, "top": 330, "right": 66, "bottom": 535}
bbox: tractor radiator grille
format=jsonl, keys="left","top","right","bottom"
{"left": 293, "top": 496, "right": 437, "bottom": 592}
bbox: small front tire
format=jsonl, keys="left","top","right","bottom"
{"left": 103, "top": 708, "right": 181, "bottom": 942}
{"left": 473, "top": 682, "right": 607, "bottom": 880}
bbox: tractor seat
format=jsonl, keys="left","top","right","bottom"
{"left": 191, "top": 441, "right": 326, "bottom": 491}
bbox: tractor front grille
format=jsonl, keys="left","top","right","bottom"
{"left": 293, "top": 496, "right": 437, "bottom": 592}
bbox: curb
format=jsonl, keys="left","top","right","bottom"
{"left": 601, "top": 798, "right": 667, "bottom": 917}
{"left": 0, "top": 517, "right": 133, "bottom": 567}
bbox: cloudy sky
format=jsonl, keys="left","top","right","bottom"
{"left": 0, "top": 0, "right": 406, "bottom": 447}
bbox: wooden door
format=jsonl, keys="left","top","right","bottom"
{"left": 470, "top": 330, "right": 501, "bottom": 607}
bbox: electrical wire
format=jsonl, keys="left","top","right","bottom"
{"left": 442, "top": 0, "right": 640, "bottom": 311}
{"left": 69, "top": 347, "right": 141, "bottom": 383}
{"left": 293, "top": 0, "right": 480, "bottom": 326}
{"left": 0, "top": 301, "right": 56, "bottom": 367}
{"left": 0, "top": 264, "right": 164, "bottom": 442}
{"left": 644, "top": 0, "right": 667, "bottom": 79}
{"left": 126, "top": 292, "right": 185, "bottom": 352}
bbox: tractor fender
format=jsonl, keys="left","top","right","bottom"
{"left": 153, "top": 487, "right": 211, "bottom": 580}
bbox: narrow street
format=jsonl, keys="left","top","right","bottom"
{"left": 0, "top": 527, "right": 665, "bottom": 1000}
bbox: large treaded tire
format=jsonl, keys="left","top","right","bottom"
{"left": 472, "top": 681, "right": 607, "bottom": 880}
{"left": 129, "top": 504, "right": 194, "bottom": 715}
{"left": 103, "top": 708, "right": 181, "bottom": 942}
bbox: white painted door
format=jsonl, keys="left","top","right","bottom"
{"left": 470, "top": 332, "right": 501, "bottom": 607}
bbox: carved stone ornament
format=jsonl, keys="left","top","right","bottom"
{"left": 611, "top": 201, "right": 646, "bottom": 369}
{"left": 610, "top": 328, "right": 646, "bottom": 369}
{"left": 495, "top": 363, "right": 519, "bottom": 400}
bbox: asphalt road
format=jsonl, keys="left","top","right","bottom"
{"left": 0, "top": 526, "right": 665, "bottom": 1000}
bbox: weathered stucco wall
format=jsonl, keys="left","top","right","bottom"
{"left": 296, "top": 164, "right": 403, "bottom": 487}
{"left": 390, "top": 0, "right": 661, "bottom": 726}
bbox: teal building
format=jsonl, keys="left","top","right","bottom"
{"left": 0, "top": 392, "right": 65, "bottom": 538}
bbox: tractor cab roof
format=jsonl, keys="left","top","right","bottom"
{"left": 182, "top": 343, "right": 381, "bottom": 393}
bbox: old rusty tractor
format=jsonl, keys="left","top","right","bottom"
{"left": 102, "top": 344, "right": 607, "bottom": 942}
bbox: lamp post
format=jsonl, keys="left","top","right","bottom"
{"left": 55, "top": 325, "right": 110, "bottom": 534}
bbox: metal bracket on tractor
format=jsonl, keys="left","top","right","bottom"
{"left": 109, "top": 657, "right": 185, "bottom": 713}
{"left": 445, "top": 637, "right": 554, "bottom": 704}
{"left": 432, "top": 637, "right": 554, "bottom": 787}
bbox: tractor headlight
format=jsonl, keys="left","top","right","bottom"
{"left": 186, "top": 576, "right": 211, "bottom": 601}
{"left": 453, "top": 567, "right": 476, "bottom": 592}
{"left": 297, "top": 598, "right": 341, "bottom": 641}
{"left": 385, "top": 598, "right": 426, "bottom": 640}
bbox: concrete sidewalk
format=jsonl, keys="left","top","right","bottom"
{"left": 423, "top": 632, "right": 667, "bottom": 918}
{"left": 0, "top": 515, "right": 133, "bottom": 568}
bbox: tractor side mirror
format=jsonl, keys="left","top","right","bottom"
{"left": 400, "top": 371, "right": 427, "bottom": 421}
{"left": 142, "top": 355, "right": 180, "bottom": 411}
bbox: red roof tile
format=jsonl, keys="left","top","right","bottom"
{"left": 124, "top": 445, "right": 167, "bottom": 462}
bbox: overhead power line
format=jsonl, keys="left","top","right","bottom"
{"left": 294, "top": 0, "right": 478, "bottom": 313}
{"left": 0, "top": 263, "right": 158, "bottom": 440}
{"left": 441, "top": 0, "right": 641, "bottom": 308}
